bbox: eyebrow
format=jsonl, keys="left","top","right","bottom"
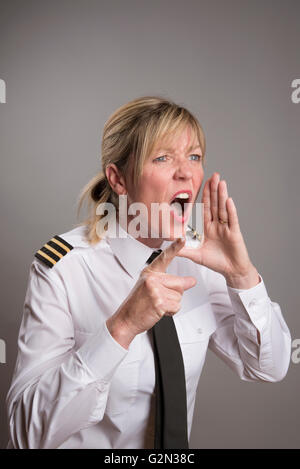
{"left": 155, "top": 145, "right": 202, "bottom": 154}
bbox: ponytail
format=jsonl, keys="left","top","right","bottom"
{"left": 77, "top": 171, "right": 114, "bottom": 245}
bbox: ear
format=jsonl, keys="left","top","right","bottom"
{"left": 105, "top": 164, "right": 127, "bottom": 196}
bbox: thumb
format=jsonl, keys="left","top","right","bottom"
{"left": 181, "top": 276, "right": 197, "bottom": 291}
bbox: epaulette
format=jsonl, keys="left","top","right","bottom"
{"left": 34, "top": 235, "right": 74, "bottom": 268}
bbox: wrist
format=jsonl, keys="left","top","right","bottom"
{"left": 106, "top": 312, "right": 137, "bottom": 350}
{"left": 225, "top": 266, "right": 260, "bottom": 289}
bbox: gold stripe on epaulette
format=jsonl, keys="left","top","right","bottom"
{"left": 50, "top": 237, "right": 71, "bottom": 252}
{"left": 36, "top": 249, "right": 57, "bottom": 266}
{"left": 44, "top": 243, "right": 63, "bottom": 258}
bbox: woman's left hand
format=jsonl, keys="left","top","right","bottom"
{"left": 178, "top": 172, "right": 260, "bottom": 289}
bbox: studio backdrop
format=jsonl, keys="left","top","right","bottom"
{"left": 0, "top": 0, "right": 299, "bottom": 449}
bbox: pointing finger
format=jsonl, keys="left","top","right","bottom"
{"left": 147, "top": 237, "right": 185, "bottom": 273}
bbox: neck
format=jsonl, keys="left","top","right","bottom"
{"left": 135, "top": 235, "right": 164, "bottom": 249}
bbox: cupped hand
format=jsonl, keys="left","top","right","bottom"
{"left": 178, "top": 172, "right": 260, "bottom": 288}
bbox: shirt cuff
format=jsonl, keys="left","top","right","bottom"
{"left": 76, "top": 321, "right": 128, "bottom": 382}
{"left": 227, "top": 274, "right": 271, "bottom": 333}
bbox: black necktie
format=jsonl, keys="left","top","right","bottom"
{"left": 146, "top": 250, "right": 189, "bottom": 449}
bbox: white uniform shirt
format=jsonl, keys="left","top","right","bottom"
{"left": 6, "top": 224, "right": 291, "bottom": 449}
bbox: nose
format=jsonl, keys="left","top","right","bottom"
{"left": 173, "top": 159, "right": 193, "bottom": 180}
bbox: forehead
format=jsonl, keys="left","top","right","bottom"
{"left": 152, "top": 126, "right": 201, "bottom": 153}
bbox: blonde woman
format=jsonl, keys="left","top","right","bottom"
{"left": 6, "top": 96, "right": 291, "bottom": 449}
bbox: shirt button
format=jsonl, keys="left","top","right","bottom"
{"left": 97, "top": 382, "right": 107, "bottom": 392}
{"left": 197, "top": 328, "right": 203, "bottom": 334}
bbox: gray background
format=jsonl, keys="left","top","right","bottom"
{"left": 0, "top": 0, "right": 299, "bottom": 449}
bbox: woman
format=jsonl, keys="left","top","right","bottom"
{"left": 6, "top": 96, "right": 291, "bottom": 449}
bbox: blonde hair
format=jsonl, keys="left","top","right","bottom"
{"left": 77, "top": 95, "right": 206, "bottom": 245}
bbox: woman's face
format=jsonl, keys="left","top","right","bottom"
{"left": 126, "top": 126, "right": 204, "bottom": 246}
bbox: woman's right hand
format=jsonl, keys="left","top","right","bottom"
{"left": 106, "top": 238, "right": 197, "bottom": 349}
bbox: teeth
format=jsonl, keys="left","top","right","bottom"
{"left": 175, "top": 192, "right": 190, "bottom": 199}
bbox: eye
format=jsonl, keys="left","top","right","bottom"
{"left": 189, "top": 154, "right": 203, "bottom": 161}
{"left": 153, "top": 155, "right": 168, "bottom": 162}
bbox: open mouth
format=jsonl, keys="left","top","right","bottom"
{"left": 169, "top": 190, "right": 192, "bottom": 222}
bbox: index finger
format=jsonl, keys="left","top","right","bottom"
{"left": 147, "top": 237, "right": 185, "bottom": 273}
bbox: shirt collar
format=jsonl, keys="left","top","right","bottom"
{"left": 106, "top": 222, "right": 172, "bottom": 279}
